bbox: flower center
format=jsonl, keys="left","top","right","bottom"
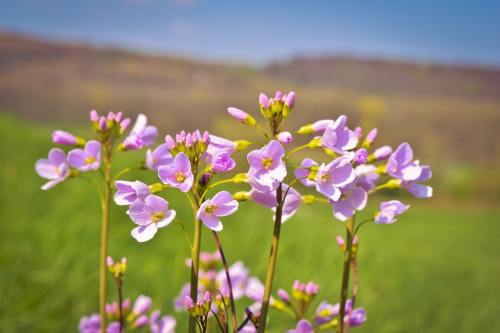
{"left": 151, "top": 211, "right": 165, "bottom": 222}
{"left": 175, "top": 172, "right": 186, "bottom": 183}
{"left": 321, "top": 173, "right": 331, "bottom": 183}
{"left": 261, "top": 157, "right": 273, "bottom": 170}
{"left": 85, "top": 156, "right": 96, "bottom": 164}
{"left": 205, "top": 204, "right": 217, "bottom": 214}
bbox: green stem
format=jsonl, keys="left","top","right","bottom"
{"left": 337, "top": 216, "right": 355, "bottom": 333}
{"left": 344, "top": 257, "right": 359, "bottom": 333}
{"left": 188, "top": 204, "right": 203, "bottom": 333}
{"left": 99, "top": 145, "right": 112, "bottom": 333}
{"left": 284, "top": 144, "right": 309, "bottom": 160}
{"left": 212, "top": 231, "right": 238, "bottom": 332}
{"left": 117, "top": 279, "right": 124, "bottom": 333}
{"left": 257, "top": 183, "right": 284, "bottom": 332}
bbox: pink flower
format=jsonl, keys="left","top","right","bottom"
{"left": 158, "top": 153, "right": 194, "bottom": 192}
{"left": 127, "top": 195, "right": 176, "bottom": 242}
{"left": 196, "top": 191, "right": 238, "bottom": 231}
{"left": 35, "top": 148, "right": 70, "bottom": 190}
{"left": 68, "top": 140, "right": 101, "bottom": 171}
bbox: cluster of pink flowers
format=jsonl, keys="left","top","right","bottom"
{"left": 80, "top": 294, "right": 176, "bottom": 333}
{"left": 36, "top": 89, "right": 432, "bottom": 333}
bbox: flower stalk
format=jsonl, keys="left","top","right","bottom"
{"left": 337, "top": 216, "right": 355, "bottom": 333}
{"left": 212, "top": 231, "right": 238, "bottom": 332}
{"left": 99, "top": 143, "right": 112, "bottom": 333}
{"left": 258, "top": 182, "right": 284, "bottom": 332}
{"left": 188, "top": 207, "right": 202, "bottom": 333}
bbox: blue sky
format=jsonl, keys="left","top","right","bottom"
{"left": 1, "top": 0, "right": 499, "bottom": 66}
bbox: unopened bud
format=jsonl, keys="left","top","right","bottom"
{"left": 233, "top": 191, "right": 250, "bottom": 201}
{"left": 235, "top": 140, "right": 252, "bottom": 151}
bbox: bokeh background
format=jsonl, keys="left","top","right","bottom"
{"left": 1, "top": 1, "right": 499, "bottom": 332}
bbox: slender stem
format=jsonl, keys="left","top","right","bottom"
{"left": 257, "top": 183, "right": 284, "bottom": 332}
{"left": 117, "top": 280, "right": 124, "bottom": 333}
{"left": 212, "top": 231, "right": 238, "bottom": 332}
{"left": 99, "top": 145, "right": 112, "bottom": 333}
{"left": 112, "top": 167, "right": 132, "bottom": 182}
{"left": 344, "top": 257, "right": 359, "bottom": 333}
{"left": 354, "top": 218, "right": 373, "bottom": 234}
{"left": 284, "top": 144, "right": 309, "bottom": 160}
{"left": 337, "top": 216, "right": 355, "bottom": 333}
{"left": 188, "top": 203, "right": 203, "bottom": 333}
{"left": 211, "top": 310, "right": 227, "bottom": 333}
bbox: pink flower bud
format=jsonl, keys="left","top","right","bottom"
{"left": 354, "top": 127, "right": 362, "bottom": 138}
{"left": 107, "top": 111, "right": 116, "bottom": 121}
{"left": 336, "top": 236, "right": 345, "bottom": 248}
{"left": 277, "top": 289, "right": 290, "bottom": 303}
{"left": 122, "top": 298, "right": 131, "bottom": 310}
{"left": 277, "top": 131, "right": 293, "bottom": 144}
{"left": 259, "top": 93, "right": 269, "bottom": 108}
{"left": 99, "top": 116, "right": 107, "bottom": 130}
{"left": 184, "top": 296, "right": 194, "bottom": 309}
{"left": 134, "top": 314, "right": 148, "bottom": 328}
{"left": 52, "top": 130, "right": 77, "bottom": 146}
{"left": 106, "top": 256, "right": 114, "bottom": 267}
{"left": 274, "top": 91, "right": 283, "bottom": 100}
{"left": 366, "top": 128, "right": 378, "bottom": 144}
{"left": 227, "top": 107, "right": 249, "bottom": 122}
{"left": 90, "top": 110, "right": 99, "bottom": 122}
{"left": 374, "top": 145, "right": 392, "bottom": 160}
{"left": 165, "top": 135, "right": 176, "bottom": 149}
{"left": 354, "top": 148, "right": 368, "bottom": 165}
{"left": 115, "top": 111, "right": 123, "bottom": 122}
{"left": 120, "top": 118, "right": 131, "bottom": 131}
{"left": 204, "top": 291, "right": 211, "bottom": 304}
{"left": 285, "top": 91, "right": 296, "bottom": 108}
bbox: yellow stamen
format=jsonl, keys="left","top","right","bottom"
{"left": 151, "top": 211, "right": 165, "bottom": 222}
{"left": 262, "top": 157, "right": 273, "bottom": 170}
{"left": 205, "top": 204, "right": 217, "bottom": 214}
{"left": 85, "top": 156, "right": 96, "bottom": 164}
{"left": 175, "top": 172, "right": 186, "bottom": 183}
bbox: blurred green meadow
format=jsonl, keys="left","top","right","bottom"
{"left": 1, "top": 113, "right": 500, "bottom": 332}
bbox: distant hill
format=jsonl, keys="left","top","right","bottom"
{"left": 1, "top": 31, "right": 500, "bottom": 197}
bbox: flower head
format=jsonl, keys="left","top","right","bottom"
{"left": 79, "top": 314, "right": 101, "bottom": 333}
{"left": 374, "top": 200, "right": 410, "bottom": 224}
{"left": 330, "top": 182, "right": 367, "bottom": 221}
{"left": 158, "top": 152, "right": 194, "bottom": 192}
{"left": 386, "top": 143, "right": 423, "bottom": 181}
{"left": 146, "top": 143, "right": 173, "bottom": 171}
{"left": 294, "top": 158, "right": 319, "bottom": 187}
{"left": 122, "top": 114, "right": 158, "bottom": 150}
{"left": 197, "top": 191, "right": 238, "bottom": 231}
{"left": 315, "top": 157, "right": 355, "bottom": 201}
{"left": 35, "top": 148, "right": 70, "bottom": 190}
{"left": 127, "top": 195, "right": 176, "bottom": 242}
{"left": 247, "top": 140, "right": 287, "bottom": 192}
{"left": 277, "top": 131, "right": 293, "bottom": 144}
{"left": 287, "top": 319, "right": 314, "bottom": 333}
{"left": 114, "top": 180, "right": 150, "bottom": 205}
{"left": 150, "top": 311, "right": 176, "bottom": 333}
{"left": 321, "top": 115, "right": 358, "bottom": 154}
{"left": 403, "top": 165, "right": 433, "bottom": 198}
{"left": 68, "top": 140, "right": 101, "bottom": 171}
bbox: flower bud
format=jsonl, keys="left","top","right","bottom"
{"left": 52, "top": 130, "right": 78, "bottom": 146}
{"left": 90, "top": 110, "right": 99, "bottom": 122}
{"left": 134, "top": 314, "right": 148, "bottom": 328}
{"left": 374, "top": 145, "right": 392, "bottom": 161}
{"left": 227, "top": 107, "right": 257, "bottom": 126}
{"left": 233, "top": 173, "right": 248, "bottom": 183}
{"left": 99, "top": 116, "right": 107, "bottom": 131}
{"left": 277, "top": 289, "right": 290, "bottom": 303}
{"left": 365, "top": 128, "right": 378, "bottom": 145}
{"left": 354, "top": 148, "right": 368, "bottom": 165}
{"left": 133, "top": 295, "right": 152, "bottom": 316}
{"left": 204, "top": 291, "right": 211, "bottom": 304}
{"left": 233, "top": 191, "right": 250, "bottom": 201}
{"left": 234, "top": 140, "right": 252, "bottom": 151}
{"left": 307, "top": 137, "right": 323, "bottom": 148}
{"left": 107, "top": 111, "right": 116, "bottom": 121}
{"left": 106, "top": 256, "right": 114, "bottom": 267}
{"left": 354, "top": 127, "right": 362, "bottom": 138}
{"left": 284, "top": 91, "right": 295, "bottom": 108}
{"left": 259, "top": 93, "right": 269, "bottom": 108}
{"left": 297, "top": 124, "right": 314, "bottom": 135}
{"left": 149, "top": 182, "right": 164, "bottom": 194}
{"left": 119, "top": 118, "right": 131, "bottom": 134}
{"left": 115, "top": 111, "right": 123, "bottom": 122}
{"left": 277, "top": 131, "right": 293, "bottom": 144}
{"left": 336, "top": 236, "right": 345, "bottom": 250}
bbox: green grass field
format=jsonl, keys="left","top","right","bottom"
{"left": 1, "top": 113, "right": 499, "bottom": 332}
